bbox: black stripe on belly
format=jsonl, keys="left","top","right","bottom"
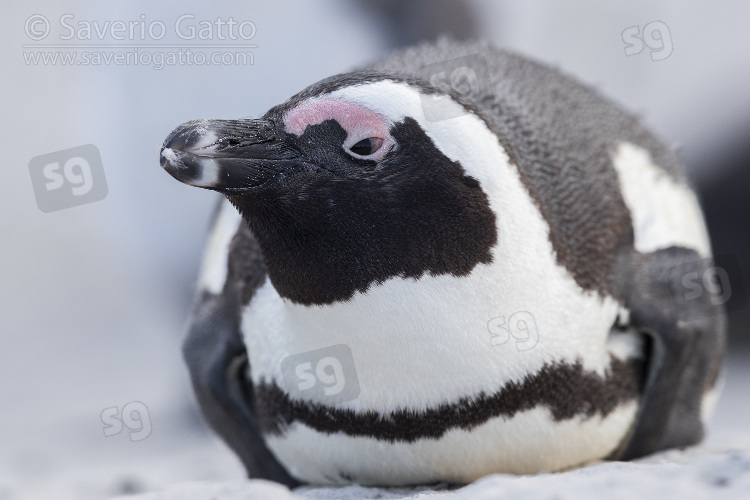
{"left": 253, "top": 356, "right": 645, "bottom": 442}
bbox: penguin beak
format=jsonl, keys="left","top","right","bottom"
{"left": 160, "top": 119, "right": 306, "bottom": 192}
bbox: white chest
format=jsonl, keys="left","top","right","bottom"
{"left": 240, "top": 269, "right": 641, "bottom": 484}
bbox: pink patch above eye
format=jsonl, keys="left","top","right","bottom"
{"left": 283, "top": 98, "right": 391, "bottom": 142}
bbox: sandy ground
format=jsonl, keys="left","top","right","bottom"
{"left": 115, "top": 449, "right": 750, "bottom": 500}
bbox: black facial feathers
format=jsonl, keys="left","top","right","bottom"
{"left": 229, "top": 117, "right": 497, "bottom": 305}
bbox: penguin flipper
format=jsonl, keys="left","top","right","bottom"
{"left": 183, "top": 289, "right": 299, "bottom": 486}
{"left": 182, "top": 212, "right": 299, "bottom": 486}
{"left": 617, "top": 247, "right": 726, "bottom": 459}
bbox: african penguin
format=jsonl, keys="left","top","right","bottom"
{"left": 160, "top": 40, "right": 726, "bottom": 486}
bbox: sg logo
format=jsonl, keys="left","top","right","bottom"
{"left": 281, "top": 344, "right": 360, "bottom": 404}
{"left": 488, "top": 311, "right": 539, "bottom": 351}
{"left": 28, "top": 144, "right": 108, "bottom": 212}
{"left": 622, "top": 21, "right": 673, "bottom": 62}
{"left": 415, "top": 54, "right": 492, "bottom": 122}
{"left": 682, "top": 267, "right": 732, "bottom": 306}
{"left": 101, "top": 401, "right": 152, "bottom": 442}
{"left": 671, "top": 255, "right": 746, "bottom": 321}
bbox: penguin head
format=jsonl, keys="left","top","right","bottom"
{"left": 160, "top": 76, "right": 498, "bottom": 305}
{"left": 161, "top": 96, "right": 401, "bottom": 196}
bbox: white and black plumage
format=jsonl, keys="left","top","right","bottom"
{"left": 160, "top": 40, "right": 725, "bottom": 486}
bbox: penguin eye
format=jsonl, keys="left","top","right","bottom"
{"left": 348, "top": 137, "right": 384, "bottom": 157}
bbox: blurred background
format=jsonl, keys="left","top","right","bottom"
{"left": 1, "top": 1, "right": 748, "bottom": 499}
